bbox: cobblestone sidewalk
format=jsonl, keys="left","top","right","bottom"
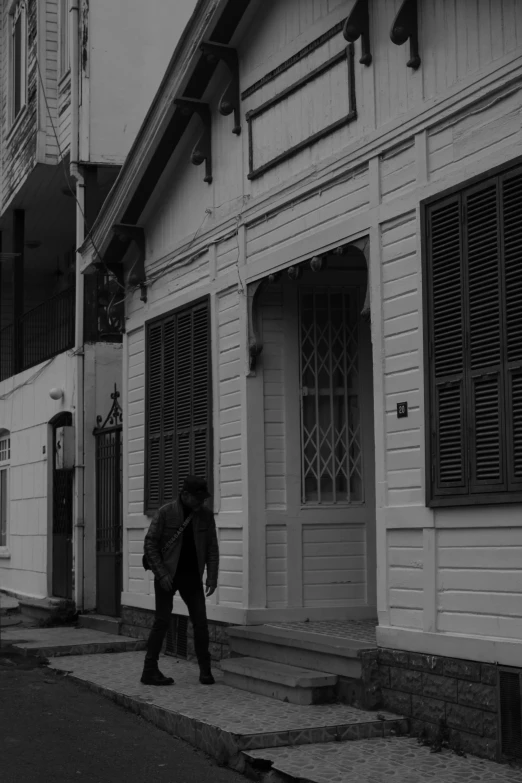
{"left": 245, "top": 737, "right": 522, "bottom": 783}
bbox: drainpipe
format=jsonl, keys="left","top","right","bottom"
{"left": 69, "top": 0, "right": 85, "bottom": 612}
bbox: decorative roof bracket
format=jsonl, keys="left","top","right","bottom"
{"left": 247, "top": 271, "right": 281, "bottom": 373}
{"left": 390, "top": 0, "right": 421, "bottom": 70}
{"left": 343, "top": 0, "right": 372, "bottom": 66}
{"left": 174, "top": 98, "right": 213, "bottom": 183}
{"left": 200, "top": 42, "right": 241, "bottom": 135}
{"left": 112, "top": 223, "right": 147, "bottom": 302}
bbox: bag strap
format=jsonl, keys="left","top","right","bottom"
{"left": 160, "top": 512, "right": 194, "bottom": 557}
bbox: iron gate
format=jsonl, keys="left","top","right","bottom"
{"left": 94, "top": 385, "right": 123, "bottom": 617}
{"left": 52, "top": 413, "right": 73, "bottom": 599}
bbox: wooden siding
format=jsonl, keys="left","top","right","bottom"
{"left": 58, "top": 73, "right": 71, "bottom": 156}
{"left": 218, "top": 289, "right": 242, "bottom": 514}
{"left": 266, "top": 525, "right": 287, "bottom": 608}
{"left": 127, "top": 327, "right": 146, "bottom": 518}
{"left": 0, "top": 0, "right": 39, "bottom": 210}
{"left": 262, "top": 285, "right": 286, "bottom": 509}
{"left": 388, "top": 529, "right": 423, "bottom": 629}
{"left": 44, "top": 0, "right": 60, "bottom": 162}
{"left": 302, "top": 524, "right": 366, "bottom": 607}
{"left": 437, "top": 528, "right": 522, "bottom": 640}
{"left": 382, "top": 211, "right": 423, "bottom": 508}
{"left": 219, "top": 528, "right": 243, "bottom": 606}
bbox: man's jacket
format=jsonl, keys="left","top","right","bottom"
{"left": 144, "top": 499, "right": 219, "bottom": 587}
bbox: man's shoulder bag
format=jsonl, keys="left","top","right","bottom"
{"left": 142, "top": 512, "right": 194, "bottom": 572}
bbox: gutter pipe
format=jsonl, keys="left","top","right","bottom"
{"left": 69, "top": 0, "right": 85, "bottom": 613}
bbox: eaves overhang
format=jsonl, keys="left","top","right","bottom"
{"left": 80, "top": 0, "right": 253, "bottom": 273}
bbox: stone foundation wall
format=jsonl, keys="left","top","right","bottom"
{"left": 365, "top": 648, "right": 500, "bottom": 760}
{"left": 120, "top": 605, "right": 231, "bottom": 661}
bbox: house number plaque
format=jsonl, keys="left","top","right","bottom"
{"left": 397, "top": 402, "right": 408, "bottom": 418}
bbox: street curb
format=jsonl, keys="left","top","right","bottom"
{"left": 60, "top": 671, "right": 409, "bottom": 776}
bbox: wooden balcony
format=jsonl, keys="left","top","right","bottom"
{"left": 0, "top": 287, "right": 75, "bottom": 382}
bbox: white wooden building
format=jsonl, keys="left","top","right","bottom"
{"left": 81, "top": 0, "right": 522, "bottom": 684}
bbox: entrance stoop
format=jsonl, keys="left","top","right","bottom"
{"left": 226, "top": 620, "right": 378, "bottom": 707}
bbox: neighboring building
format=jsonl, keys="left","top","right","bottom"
{"left": 0, "top": 0, "right": 191, "bottom": 614}
{"left": 80, "top": 0, "right": 522, "bottom": 758}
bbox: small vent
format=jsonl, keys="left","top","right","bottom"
{"left": 499, "top": 669, "right": 522, "bottom": 759}
{"left": 165, "top": 615, "right": 188, "bottom": 659}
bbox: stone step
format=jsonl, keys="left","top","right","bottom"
{"left": 220, "top": 656, "right": 338, "bottom": 705}
{"left": 77, "top": 614, "right": 122, "bottom": 635}
{"left": 0, "top": 626, "right": 146, "bottom": 657}
{"left": 228, "top": 625, "right": 369, "bottom": 680}
{"left": 0, "top": 614, "right": 23, "bottom": 627}
{"left": 0, "top": 594, "right": 20, "bottom": 616}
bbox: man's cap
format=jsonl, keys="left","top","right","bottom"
{"left": 182, "top": 475, "right": 211, "bottom": 499}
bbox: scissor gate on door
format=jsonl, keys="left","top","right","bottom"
{"left": 94, "top": 386, "right": 123, "bottom": 617}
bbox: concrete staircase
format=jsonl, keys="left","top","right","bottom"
{"left": 223, "top": 624, "right": 376, "bottom": 707}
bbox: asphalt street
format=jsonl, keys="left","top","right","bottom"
{"left": 0, "top": 645, "right": 243, "bottom": 783}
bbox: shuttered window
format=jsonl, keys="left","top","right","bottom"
{"left": 145, "top": 299, "right": 211, "bottom": 514}
{"left": 425, "top": 166, "right": 522, "bottom": 505}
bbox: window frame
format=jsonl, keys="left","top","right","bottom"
{"left": 0, "top": 433, "right": 11, "bottom": 557}
{"left": 421, "top": 157, "right": 522, "bottom": 508}
{"left": 8, "top": 0, "right": 27, "bottom": 126}
{"left": 58, "top": 0, "right": 70, "bottom": 80}
{"left": 144, "top": 296, "right": 213, "bottom": 516}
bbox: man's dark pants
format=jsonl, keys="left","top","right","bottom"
{"left": 145, "top": 577, "right": 211, "bottom": 670}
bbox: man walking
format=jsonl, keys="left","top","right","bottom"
{"left": 141, "top": 476, "right": 219, "bottom": 686}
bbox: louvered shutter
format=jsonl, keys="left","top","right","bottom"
{"left": 501, "top": 170, "right": 522, "bottom": 491}
{"left": 427, "top": 196, "right": 468, "bottom": 496}
{"left": 175, "top": 309, "right": 193, "bottom": 492}
{"left": 192, "top": 303, "right": 211, "bottom": 482}
{"left": 464, "top": 181, "right": 506, "bottom": 493}
{"left": 145, "top": 299, "right": 211, "bottom": 514}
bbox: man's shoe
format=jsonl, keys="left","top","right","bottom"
{"left": 199, "top": 670, "right": 215, "bottom": 685}
{"left": 140, "top": 668, "right": 174, "bottom": 686}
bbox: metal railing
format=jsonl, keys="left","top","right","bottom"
{"left": 0, "top": 287, "right": 75, "bottom": 381}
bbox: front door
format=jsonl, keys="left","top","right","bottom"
{"left": 281, "top": 262, "right": 376, "bottom": 612}
{"left": 52, "top": 420, "right": 73, "bottom": 599}
{"left": 94, "top": 387, "right": 123, "bottom": 617}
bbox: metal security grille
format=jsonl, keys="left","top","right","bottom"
{"left": 499, "top": 669, "right": 522, "bottom": 759}
{"left": 166, "top": 615, "right": 188, "bottom": 658}
{"left": 95, "top": 430, "right": 122, "bottom": 554}
{"left": 299, "top": 287, "right": 362, "bottom": 504}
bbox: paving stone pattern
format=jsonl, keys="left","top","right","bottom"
{"left": 245, "top": 737, "right": 522, "bottom": 783}
{"left": 267, "top": 620, "right": 377, "bottom": 646}
{"left": 49, "top": 652, "right": 406, "bottom": 755}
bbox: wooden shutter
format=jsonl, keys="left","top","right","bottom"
{"left": 145, "top": 299, "right": 211, "bottom": 513}
{"left": 464, "top": 181, "right": 506, "bottom": 493}
{"left": 427, "top": 195, "right": 468, "bottom": 496}
{"left": 426, "top": 164, "right": 522, "bottom": 504}
{"left": 502, "top": 170, "right": 522, "bottom": 491}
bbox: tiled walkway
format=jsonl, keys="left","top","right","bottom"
{"left": 266, "top": 620, "right": 377, "bottom": 646}
{"left": 49, "top": 651, "right": 404, "bottom": 751}
{"left": 245, "top": 737, "right": 522, "bottom": 783}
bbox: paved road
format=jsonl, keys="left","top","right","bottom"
{"left": 0, "top": 646, "right": 242, "bottom": 783}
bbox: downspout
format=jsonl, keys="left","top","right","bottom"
{"left": 70, "top": 0, "right": 85, "bottom": 612}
